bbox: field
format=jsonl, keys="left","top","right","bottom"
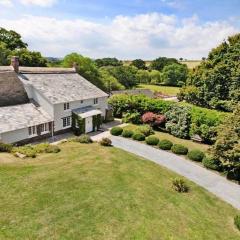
{"left": 0, "top": 142, "right": 239, "bottom": 239}
{"left": 123, "top": 124, "right": 209, "bottom": 152}
{"left": 138, "top": 84, "right": 180, "bottom": 96}
{"left": 180, "top": 60, "right": 201, "bottom": 69}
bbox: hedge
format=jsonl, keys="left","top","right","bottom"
{"left": 132, "top": 133, "right": 145, "bottom": 141}
{"left": 171, "top": 144, "right": 188, "bottom": 155}
{"left": 202, "top": 156, "right": 221, "bottom": 171}
{"left": 145, "top": 136, "right": 159, "bottom": 145}
{"left": 187, "top": 150, "right": 205, "bottom": 162}
{"left": 122, "top": 129, "right": 134, "bottom": 138}
{"left": 0, "top": 142, "right": 13, "bottom": 153}
{"left": 110, "top": 127, "right": 123, "bottom": 136}
{"left": 158, "top": 139, "right": 173, "bottom": 150}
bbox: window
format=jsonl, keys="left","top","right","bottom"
{"left": 64, "top": 102, "right": 70, "bottom": 110}
{"left": 80, "top": 100, "right": 84, "bottom": 104}
{"left": 28, "top": 126, "right": 36, "bottom": 136}
{"left": 94, "top": 98, "right": 98, "bottom": 104}
{"left": 39, "top": 123, "right": 49, "bottom": 133}
{"left": 63, "top": 116, "right": 71, "bottom": 128}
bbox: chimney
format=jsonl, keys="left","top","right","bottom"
{"left": 73, "top": 62, "right": 78, "bottom": 72}
{"left": 11, "top": 56, "right": 19, "bottom": 73}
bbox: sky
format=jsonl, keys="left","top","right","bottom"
{"left": 0, "top": 0, "right": 239, "bottom": 59}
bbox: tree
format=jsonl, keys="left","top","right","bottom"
{"left": 11, "top": 49, "right": 47, "bottom": 67}
{"left": 161, "top": 63, "right": 188, "bottom": 86}
{"left": 0, "top": 43, "right": 11, "bottom": 65}
{"left": 108, "top": 65, "right": 138, "bottom": 89}
{"left": 180, "top": 33, "right": 240, "bottom": 111}
{"left": 131, "top": 59, "right": 146, "bottom": 69}
{"left": 0, "top": 27, "right": 27, "bottom": 50}
{"left": 95, "top": 58, "right": 122, "bottom": 67}
{"left": 211, "top": 104, "right": 240, "bottom": 180}
{"left": 150, "top": 57, "right": 179, "bottom": 71}
{"left": 136, "top": 70, "right": 151, "bottom": 84}
{"left": 149, "top": 70, "right": 161, "bottom": 84}
{"left": 62, "top": 53, "right": 104, "bottom": 89}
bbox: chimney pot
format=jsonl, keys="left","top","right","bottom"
{"left": 11, "top": 56, "right": 19, "bottom": 73}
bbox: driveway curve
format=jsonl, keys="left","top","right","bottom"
{"left": 111, "top": 136, "right": 240, "bottom": 210}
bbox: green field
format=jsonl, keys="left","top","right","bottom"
{"left": 0, "top": 142, "right": 239, "bottom": 239}
{"left": 138, "top": 84, "right": 180, "bottom": 96}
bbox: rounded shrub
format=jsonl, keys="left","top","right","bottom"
{"left": 132, "top": 133, "right": 145, "bottom": 141}
{"left": 0, "top": 142, "right": 13, "bottom": 153}
{"left": 145, "top": 135, "right": 159, "bottom": 145}
{"left": 121, "top": 129, "right": 134, "bottom": 138}
{"left": 158, "top": 139, "right": 173, "bottom": 150}
{"left": 100, "top": 138, "right": 112, "bottom": 146}
{"left": 77, "top": 134, "right": 93, "bottom": 143}
{"left": 202, "top": 156, "right": 221, "bottom": 171}
{"left": 234, "top": 215, "right": 240, "bottom": 231}
{"left": 171, "top": 144, "right": 188, "bottom": 155}
{"left": 187, "top": 150, "right": 205, "bottom": 162}
{"left": 45, "top": 145, "right": 61, "bottom": 153}
{"left": 110, "top": 127, "right": 123, "bottom": 136}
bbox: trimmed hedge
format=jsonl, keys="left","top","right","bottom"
{"left": 187, "top": 150, "right": 205, "bottom": 162}
{"left": 234, "top": 215, "right": 240, "bottom": 231}
{"left": 132, "top": 133, "right": 145, "bottom": 141}
{"left": 202, "top": 156, "right": 221, "bottom": 171}
{"left": 0, "top": 142, "right": 13, "bottom": 153}
{"left": 122, "top": 129, "right": 134, "bottom": 138}
{"left": 110, "top": 127, "right": 123, "bottom": 136}
{"left": 100, "top": 138, "right": 112, "bottom": 146}
{"left": 158, "top": 139, "right": 173, "bottom": 150}
{"left": 145, "top": 136, "right": 159, "bottom": 145}
{"left": 171, "top": 144, "right": 188, "bottom": 155}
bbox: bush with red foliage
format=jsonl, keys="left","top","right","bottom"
{"left": 142, "top": 112, "right": 166, "bottom": 127}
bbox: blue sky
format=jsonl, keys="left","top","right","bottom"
{"left": 0, "top": 0, "right": 239, "bottom": 59}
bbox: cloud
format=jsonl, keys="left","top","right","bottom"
{"left": 20, "top": 0, "right": 57, "bottom": 7}
{"left": 0, "top": 0, "right": 13, "bottom": 7}
{"left": 0, "top": 13, "right": 238, "bottom": 59}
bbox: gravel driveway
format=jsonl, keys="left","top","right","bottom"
{"left": 111, "top": 136, "right": 240, "bottom": 210}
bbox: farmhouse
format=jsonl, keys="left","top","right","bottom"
{"left": 0, "top": 57, "right": 108, "bottom": 144}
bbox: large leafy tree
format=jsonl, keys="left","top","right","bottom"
{"left": 131, "top": 59, "right": 146, "bottom": 70}
{"left": 94, "top": 58, "right": 122, "bottom": 67}
{"left": 211, "top": 104, "right": 240, "bottom": 180}
{"left": 0, "top": 27, "right": 27, "bottom": 50}
{"left": 179, "top": 33, "right": 240, "bottom": 111}
{"left": 150, "top": 57, "right": 179, "bottom": 71}
{"left": 0, "top": 42, "right": 11, "bottom": 65}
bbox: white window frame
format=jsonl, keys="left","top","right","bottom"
{"left": 39, "top": 123, "right": 49, "bottom": 134}
{"left": 64, "top": 102, "right": 70, "bottom": 111}
{"left": 94, "top": 98, "right": 98, "bottom": 105}
{"left": 63, "top": 116, "right": 71, "bottom": 128}
{"left": 28, "top": 126, "right": 37, "bottom": 137}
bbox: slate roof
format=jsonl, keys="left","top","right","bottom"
{"left": 0, "top": 68, "right": 29, "bottom": 107}
{"left": 19, "top": 70, "right": 108, "bottom": 104}
{"left": 0, "top": 103, "right": 53, "bottom": 134}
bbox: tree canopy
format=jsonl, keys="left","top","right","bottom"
{"left": 131, "top": 59, "right": 146, "bottom": 70}
{"left": 179, "top": 33, "right": 240, "bottom": 111}
{"left": 94, "top": 58, "right": 122, "bottom": 67}
{"left": 150, "top": 57, "right": 179, "bottom": 71}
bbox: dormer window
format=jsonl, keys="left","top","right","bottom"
{"left": 94, "top": 98, "right": 98, "bottom": 105}
{"left": 64, "top": 102, "right": 70, "bottom": 110}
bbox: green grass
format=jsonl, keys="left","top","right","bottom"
{"left": 138, "top": 84, "right": 180, "bottom": 96}
{"left": 123, "top": 124, "right": 209, "bottom": 152}
{"left": 0, "top": 142, "right": 239, "bottom": 239}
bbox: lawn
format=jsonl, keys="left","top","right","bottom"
{"left": 138, "top": 84, "right": 180, "bottom": 96}
{"left": 0, "top": 142, "right": 239, "bottom": 239}
{"left": 123, "top": 124, "right": 210, "bottom": 152}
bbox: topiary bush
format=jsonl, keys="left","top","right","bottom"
{"left": 187, "top": 149, "right": 205, "bottom": 162}
{"left": 136, "top": 125, "right": 154, "bottom": 137}
{"left": 121, "top": 129, "right": 134, "bottom": 138}
{"left": 132, "top": 133, "right": 145, "bottom": 141}
{"left": 145, "top": 135, "right": 159, "bottom": 145}
{"left": 172, "top": 178, "right": 189, "bottom": 193}
{"left": 158, "top": 139, "right": 173, "bottom": 150}
{"left": 202, "top": 156, "right": 221, "bottom": 171}
{"left": 171, "top": 144, "right": 188, "bottom": 155}
{"left": 100, "top": 138, "right": 112, "bottom": 146}
{"left": 110, "top": 127, "right": 123, "bottom": 136}
{"left": 0, "top": 142, "right": 13, "bottom": 153}
{"left": 234, "top": 215, "right": 240, "bottom": 231}
{"left": 45, "top": 145, "right": 61, "bottom": 153}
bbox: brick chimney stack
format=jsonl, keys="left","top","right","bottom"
{"left": 11, "top": 56, "right": 19, "bottom": 73}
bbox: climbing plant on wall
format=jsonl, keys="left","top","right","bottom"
{"left": 93, "top": 114, "right": 102, "bottom": 131}
{"left": 72, "top": 113, "right": 85, "bottom": 136}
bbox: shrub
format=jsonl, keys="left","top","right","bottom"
{"left": 34, "top": 143, "right": 50, "bottom": 153}
{"left": 136, "top": 125, "right": 154, "bottom": 136}
{"left": 110, "top": 127, "right": 123, "bottom": 136}
{"left": 45, "top": 145, "right": 61, "bottom": 153}
{"left": 234, "top": 215, "right": 240, "bottom": 231}
{"left": 100, "top": 138, "right": 112, "bottom": 146}
{"left": 12, "top": 146, "right": 36, "bottom": 158}
{"left": 172, "top": 178, "right": 189, "bottom": 193}
{"left": 132, "top": 133, "right": 145, "bottom": 141}
{"left": 122, "top": 111, "right": 141, "bottom": 124}
{"left": 202, "top": 156, "right": 221, "bottom": 171}
{"left": 0, "top": 142, "right": 13, "bottom": 153}
{"left": 77, "top": 135, "right": 93, "bottom": 143}
{"left": 121, "top": 129, "right": 134, "bottom": 138}
{"left": 142, "top": 112, "right": 166, "bottom": 127}
{"left": 158, "top": 139, "right": 173, "bottom": 150}
{"left": 145, "top": 136, "right": 159, "bottom": 145}
{"left": 171, "top": 144, "right": 188, "bottom": 155}
{"left": 187, "top": 150, "right": 205, "bottom": 162}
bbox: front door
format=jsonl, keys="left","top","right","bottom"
{"left": 85, "top": 117, "right": 93, "bottom": 133}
